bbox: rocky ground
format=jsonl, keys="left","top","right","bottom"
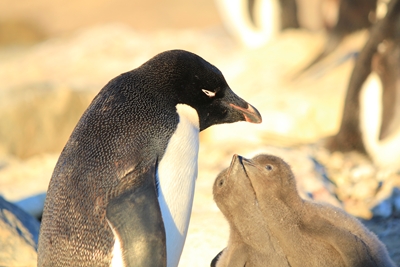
{"left": 0, "top": 19, "right": 399, "bottom": 267}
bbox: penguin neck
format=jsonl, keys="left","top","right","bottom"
{"left": 259, "top": 193, "right": 304, "bottom": 233}
{"left": 229, "top": 209, "right": 276, "bottom": 255}
{"left": 156, "top": 103, "right": 200, "bottom": 267}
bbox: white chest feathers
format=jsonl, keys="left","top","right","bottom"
{"left": 360, "top": 72, "right": 400, "bottom": 168}
{"left": 157, "top": 104, "right": 200, "bottom": 267}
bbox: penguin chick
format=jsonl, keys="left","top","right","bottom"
{"left": 212, "top": 154, "right": 395, "bottom": 267}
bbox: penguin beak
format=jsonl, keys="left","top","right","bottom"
{"left": 230, "top": 154, "right": 259, "bottom": 188}
{"left": 228, "top": 154, "right": 245, "bottom": 177}
{"left": 223, "top": 88, "right": 262, "bottom": 124}
{"left": 229, "top": 103, "right": 262, "bottom": 123}
{"left": 229, "top": 154, "right": 253, "bottom": 175}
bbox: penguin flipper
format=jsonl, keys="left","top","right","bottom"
{"left": 324, "top": 226, "right": 379, "bottom": 267}
{"left": 106, "top": 164, "right": 166, "bottom": 267}
{"left": 302, "top": 216, "right": 378, "bottom": 267}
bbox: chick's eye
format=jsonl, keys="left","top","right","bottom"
{"left": 202, "top": 89, "right": 216, "bottom": 98}
{"left": 265, "top": 165, "right": 273, "bottom": 171}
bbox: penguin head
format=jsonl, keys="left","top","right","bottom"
{"left": 142, "top": 50, "right": 262, "bottom": 131}
{"left": 240, "top": 154, "right": 299, "bottom": 202}
{"left": 213, "top": 154, "right": 260, "bottom": 221}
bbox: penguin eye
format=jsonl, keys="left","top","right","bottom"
{"left": 265, "top": 165, "right": 273, "bottom": 171}
{"left": 202, "top": 89, "right": 216, "bottom": 98}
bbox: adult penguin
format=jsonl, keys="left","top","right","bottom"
{"left": 37, "top": 49, "right": 262, "bottom": 267}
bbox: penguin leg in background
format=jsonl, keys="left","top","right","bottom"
{"left": 106, "top": 162, "right": 166, "bottom": 267}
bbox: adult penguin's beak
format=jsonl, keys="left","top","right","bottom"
{"left": 223, "top": 87, "right": 262, "bottom": 124}
{"left": 229, "top": 103, "right": 262, "bottom": 123}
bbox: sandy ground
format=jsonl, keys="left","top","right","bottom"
{"left": 1, "top": 1, "right": 400, "bottom": 266}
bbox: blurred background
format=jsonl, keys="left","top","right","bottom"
{"left": 0, "top": 0, "right": 400, "bottom": 266}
